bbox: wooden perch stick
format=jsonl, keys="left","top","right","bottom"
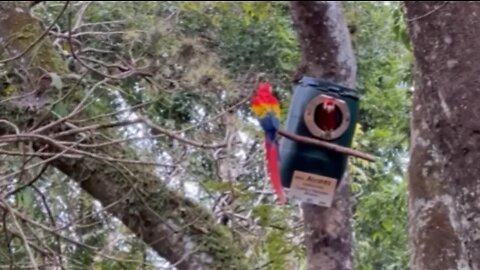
{"left": 277, "top": 129, "right": 376, "bottom": 162}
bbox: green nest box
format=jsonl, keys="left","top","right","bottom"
{"left": 279, "top": 76, "right": 360, "bottom": 194}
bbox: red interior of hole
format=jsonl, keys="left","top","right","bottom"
{"left": 313, "top": 102, "right": 343, "bottom": 131}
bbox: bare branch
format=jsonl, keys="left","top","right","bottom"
{"left": 0, "top": 120, "right": 20, "bottom": 134}
{"left": 30, "top": 78, "right": 110, "bottom": 135}
{"left": 1, "top": 198, "right": 39, "bottom": 270}
{"left": 141, "top": 116, "right": 228, "bottom": 149}
{"left": 72, "top": 1, "right": 91, "bottom": 30}
{"left": 30, "top": 185, "right": 64, "bottom": 269}
{"left": 0, "top": 150, "right": 82, "bottom": 159}
{"left": 52, "top": 118, "right": 144, "bottom": 138}
{"left": 0, "top": 201, "right": 160, "bottom": 268}
{"left": 0, "top": 133, "right": 176, "bottom": 168}
{"left": 73, "top": 20, "right": 127, "bottom": 31}
{"left": 5, "top": 163, "right": 48, "bottom": 198}
{"left": 65, "top": 12, "right": 151, "bottom": 80}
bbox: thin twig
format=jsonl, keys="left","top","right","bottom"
{"left": 170, "top": 248, "right": 200, "bottom": 268}
{"left": 52, "top": 118, "right": 143, "bottom": 138}
{"left": 0, "top": 150, "right": 82, "bottom": 159}
{"left": 71, "top": 134, "right": 172, "bottom": 149}
{"left": 179, "top": 71, "right": 256, "bottom": 133}
{"left": 179, "top": 93, "right": 252, "bottom": 133}
{"left": 66, "top": 13, "right": 148, "bottom": 80}
{"left": 0, "top": 1, "right": 70, "bottom": 64}
{"left": 141, "top": 116, "right": 227, "bottom": 149}
{"left": 71, "top": 100, "right": 155, "bottom": 123}
{"left": 30, "top": 185, "right": 64, "bottom": 269}
{"left": 0, "top": 90, "right": 38, "bottom": 105}
{"left": 79, "top": 56, "right": 127, "bottom": 69}
{"left": 52, "top": 187, "right": 135, "bottom": 233}
{"left": 73, "top": 20, "right": 127, "bottom": 31}
{"left": 0, "top": 136, "right": 85, "bottom": 183}
{"left": 2, "top": 211, "right": 14, "bottom": 270}
{"left": 0, "top": 202, "right": 159, "bottom": 267}
{"left": 5, "top": 164, "right": 49, "bottom": 198}
{"left": 58, "top": 30, "right": 141, "bottom": 38}
{"left": 0, "top": 120, "right": 20, "bottom": 135}
{"left": 30, "top": 78, "right": 109, "bottom": 134}
{"left": 406, "top": 1, "right": 450, "bottom": 21}
{"left": 1, "top": 136, "right": 173, "bottom": 167}
{"left": 26, "top": 72, "right": 89, "bottom": 132}
{"left": 0, "top": 264, "right": 56, "bottom": 269}
{"left": 79, "top": 47, "right": 115, "bottom": 54}
{"left": 1, "top": 198, "right": 39, "bottom": 270}
{"left": 277, "top": 129, "right": 376, "bottom": 162}
{"left": 0, "top": 133, "right": 176, "bottom": 168}
{"left": 0, "top": 226, "right": 53, "bottom": 257}
{"left": 72, "top": 1, "right": 91, "bottom": 30}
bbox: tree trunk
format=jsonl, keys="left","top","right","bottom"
{"left": 0, "top": 2, "right": 247, "bottom": 269}
{"left": 405, "top": 2, "right": 480, "bottom": 269}
{"left": 289, "top": 2, "right": 356, "bottom": 270}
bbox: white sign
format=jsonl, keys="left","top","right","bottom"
{"left": 288, "top": 170, "right": 337, "bottom": 208}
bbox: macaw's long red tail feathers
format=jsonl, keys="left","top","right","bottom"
{"left": 264, "top": 140, "right": 285, "bottom": 204}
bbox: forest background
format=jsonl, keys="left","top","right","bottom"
{"left": 0, "top": 1, "right": 413, "bottom": 270}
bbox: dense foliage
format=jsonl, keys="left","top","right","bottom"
{"left": 0, "top": 1, "right": 412, "bottom": 269}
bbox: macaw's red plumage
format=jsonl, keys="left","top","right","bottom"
{"left": 250, "top": 82, "right": 285, "bottom": 204}
{"left": 319, "top": 96, "right": 336, "bottom": 132}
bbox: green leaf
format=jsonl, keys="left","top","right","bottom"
{"left": 52, "top": 101, "right": 68, "bottom": 117}
{"left": 16, "top": 188, "right": 34, "bottom": 216}
{"left": 381, "top": 219, "right": 393, "bottom": 232}
{"left": 252, "top": 204, "right": 271, "bottom": 226}
{"left": 202, "top": 180, "right": 231, "bottom": 193}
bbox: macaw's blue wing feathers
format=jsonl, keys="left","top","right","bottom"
{"left": 259, "top": 112, "right": 279, "bottom": 143}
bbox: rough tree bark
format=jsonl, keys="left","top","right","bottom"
{"left": 289, "top": 2, "right": 356, "bottom": 270}
{"left": 0, "top": 2, "right": 247, "bottom": 270}
{"left": 405, "top": 2, "right": 480, "bottom": 270}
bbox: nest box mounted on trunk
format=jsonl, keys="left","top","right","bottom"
{"left": 279, "top": 76, "right": 360, "bottom": 207}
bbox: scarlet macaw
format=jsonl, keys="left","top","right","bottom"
{"left": 319, "top": 96, "right": 336, "bottom": 133}
{"left": 250, "top": 82, "right": 285, "bottom": 204}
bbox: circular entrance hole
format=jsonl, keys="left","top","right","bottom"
{"left": 313, "top": 102, "right": 344, "bottom": 132}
